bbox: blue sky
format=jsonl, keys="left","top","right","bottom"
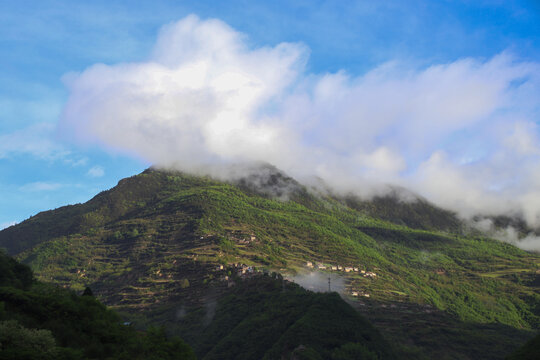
{"left": 1, "top": 0, "right": 539, "bottom": 232}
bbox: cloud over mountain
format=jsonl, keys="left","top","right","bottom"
{"left": 59, "top": 15, "right": 540, "bottom": 249}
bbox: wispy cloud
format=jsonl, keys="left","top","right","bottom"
{"left": 65, "top": 157, "right": 89, "bottom": 167}
{"left": 0, "top": 123, "right": 68, "bottom": 160}
{"left": 19, "top": 182, "right": 64, "bottom": 192}
{"left": 87, "top": 165, "right": 105, "bottom": 177}
{"left": 59, "top": 15, "right": 540, "bottom": 250}
{"left": 0, "top": 123, "right": 90, "bottom": 168}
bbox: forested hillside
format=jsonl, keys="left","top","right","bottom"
{"left": 0, "top": 250, "right": 195, "bottom": 359}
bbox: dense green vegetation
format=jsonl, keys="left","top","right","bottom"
{"left": 0, "top": 250, "right": 195, "bottom": 359}
{"left": 0, "top": 166, "right": 538, "bottom": 358}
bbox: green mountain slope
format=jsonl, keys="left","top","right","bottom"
{"left": 0, "top": 167, "right": 539, "bottom": 358}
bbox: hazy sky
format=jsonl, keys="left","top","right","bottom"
{"left": 1, "top": 1, "right": 539, "bottom": 245}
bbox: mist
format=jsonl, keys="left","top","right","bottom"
{"left": 286, "top": 272, "right": 346, "bottom": 294}
{"left": 59, "top": 15, "right": 540, "bottom": 251}
{"left": 472, "top": 218, "right": 540, "bottom": 252}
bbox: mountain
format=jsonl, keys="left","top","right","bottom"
{"left": 0, "top": 166, "right": 539, "bottom": 359}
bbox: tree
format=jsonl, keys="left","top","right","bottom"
{"left": 0, "top": 320, "right": 57, "bottom": 360}
{"left": 180, "top": 279, "right": 190, "bottom": 289}
{"left": 82, "top": 286, "right": 93, "bottom": 297}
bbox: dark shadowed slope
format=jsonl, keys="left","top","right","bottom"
{"left": 175, "top": 276, "right": 395, "bottom": 360}
{"left": 506, "top": 332, "right": 540, "bottom": 359}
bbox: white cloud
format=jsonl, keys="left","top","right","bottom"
{"left": 59, "top": 15, "right": 540, "bottom": 250}
{"left": 66, "top": 157, "right": 89, "bottom": 167}
{"left": 19, "top": 182, "right": 64, "bottom": 192}
{"left": 60, "top": 15, "right": 306, "bottom": 171}
{"left": 0, "top": 123, "right": 90, "bottom": 167}
{"left": 0, "top": 123, "right": 68, "bottom": 160}
{"left": 471, "top": 219, "right": 540, "bottom": 252}
{"left": 87, "top": 165, "right": 105, "bottom": 177}
{"left": 514, "top": 234, "right": 540, "bottom": 252}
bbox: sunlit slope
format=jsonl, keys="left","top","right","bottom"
{"left": 0, "top": 167, "right": 538, "bottom": 331}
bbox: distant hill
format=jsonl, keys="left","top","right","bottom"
{"left": 0, "top": 250, "right": 195, "bottom": 359}
{"left": 172, "top": 275, "right": 396, "bottom": 360}
{"left": 0, "top": 166, "right": 538, "bottom": 359}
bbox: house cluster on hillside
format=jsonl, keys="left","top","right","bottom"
{"left": 213, "top": 263, "right": 258, "bottom": 288}
{"left": 234, "top": 235, "right": 257, "bottom": 245}
{"left": 215, "top": 262, "right": 263, "bottom": 279}
{"left": 76, "top": 269, "right": 87, "bottom": 278}
{"left": 305, "top": 261, "right": 377, "bottom": 278}
{"left": 220, "top": 231, "right": 260, "bottom": 246}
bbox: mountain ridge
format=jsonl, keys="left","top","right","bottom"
{"left": 0, "top": 165, "right": 466, "bottom": 255}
